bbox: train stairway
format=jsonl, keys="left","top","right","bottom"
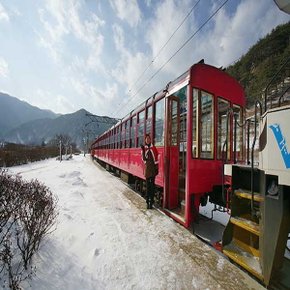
{"left": 222, "top": 165, "right": 290, "bottom": 287}
{"left": 222, "top": 165, "right": 263, "bottom": 280}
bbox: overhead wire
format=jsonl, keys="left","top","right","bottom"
{"left": 111, "top": 0, "right": 201, "bottom": 118}
{"left": 127, "top": 0, "right": 201, "bottom": 94}
{"left": 112, "top": 0, "right": 230, "bottom": 117}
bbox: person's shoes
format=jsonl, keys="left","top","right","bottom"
{"left": 149, "top": 204, "right": 153, "bottom": 209}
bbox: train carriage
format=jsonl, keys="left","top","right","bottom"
{"left": 91, "top": 61, "right": 245, "bottom": 228}
{"left": 91, "top": 60, "right": 290, "bottom": 287}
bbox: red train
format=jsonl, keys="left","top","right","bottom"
{"left": 91, "top": 61, "right": 245, "bottom": 228}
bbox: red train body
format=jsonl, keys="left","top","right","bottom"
{"left": 91, "top": 62, "right": 246, "bottom": 228}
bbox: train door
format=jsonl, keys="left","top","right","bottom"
{"left": 164, "top": 96, "right": 180, "bottom": 210}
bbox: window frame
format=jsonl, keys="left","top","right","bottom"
{"left": 137, "top": 110, "right": 145, "bottom": 147}
{"left": 217, "top": 97, "right": 231, "bottom": 160}
{"left": 154, "top": 97, "right": 165, "bottom": 147}
{"left": 199, "top": 90, "right": 214, "bottom": 159}
{"left": 233, "top": 104, "right": 244, "bottom": 162}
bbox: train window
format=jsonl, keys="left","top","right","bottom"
{"left": 117, "top": 126, "right": 120, "bottom": 149}
{"left": 154, "top": 98, "right": 165, "bottom": 146}
{"left": 217, "top": 98, "right": 230, "bottom": 160}
{"left": 125, "top": 120, "right": 130, "bottom": 148}
{"left": 146, "top": 106, "right": 152, "bottom": 135}
{"left": 115, "top": 127, "right": 117, "bottom": 149}
{"left": 233, "top": 105, "right": 243, "bottom": 161}
{"left": 119, "top": 124, "right": 123, "bottom": 149}
{"left": 137, "top": 111, "right": 145, "bottom": 147}
{"left": 123, "top": 122, "right": 126, "bottom": 148}
{"left": 111, "top": 130, "right": 114, "bottom": 149}
{"left": 200, "top": 91, "right": 214, "bottom": 159}
{"left": 121, "top": 123, "right": 126, "bottom": 148}
{"left": 192, "top": 89, "right": 198, "bottom": 158}
{"left": 171, "top": 99, "right": 178, "bottom": 146}
{"left": 131, "top": 115, "right": 136, "bottom": 148}
{"left": 175, "top": 86, "right": 187, "bottom": 157}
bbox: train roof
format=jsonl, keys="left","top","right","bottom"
{"left": 96, "top": 61, "right": 244, "bottom": 139}
{"left": 113, "top": 68, "right": 191, "bottom": 126}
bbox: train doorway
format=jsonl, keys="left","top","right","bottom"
{"left": 164, "top": 87, "right": 187, "bottom": 219}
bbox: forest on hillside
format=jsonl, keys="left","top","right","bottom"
{"left": 226, "top": 21, "right": 290, "bottom": 107}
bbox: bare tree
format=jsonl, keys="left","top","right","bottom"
{"left": 0, "top": 170, "right": 58, "bottom": 289}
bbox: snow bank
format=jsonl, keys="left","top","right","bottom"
{"left": 8, "top": 156, "right": 265, "bottom": 290}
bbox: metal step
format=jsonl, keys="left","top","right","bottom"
{"left": 223, "top": 239, "right": 263, "bottom": 281}
{"left": 230, "top": 216, "right": 260, "bottom": 236}
{"left": 235, "top": 189, "right": 264, "bottom": 202}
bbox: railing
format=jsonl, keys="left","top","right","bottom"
{"left": 250, "top": 101, "right": 262, "bottom": 217}
{"left": 264, "top": 56, "right": 290, "bottom": 111}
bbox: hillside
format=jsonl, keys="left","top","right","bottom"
{"left": 3, "top": 108, "right": 116, "bottom": 147}
{"left": 0, "top": 92, "right": 58, "bottom": 137}
{"left": 227, "top": 21, "right": 290, "bottom": 106}
{"left": 0, "top": 93, "right": 117, "bottom": 147}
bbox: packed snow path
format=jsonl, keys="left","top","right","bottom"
{"left": 10, "top": 156, "right": 265, "bottom": 290}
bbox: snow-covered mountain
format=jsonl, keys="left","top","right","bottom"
{"left": 0, "top": 92, "right": 117, "bottom": 147}
{"left": 0, "top": 92, "right": 58, "bottom": 137}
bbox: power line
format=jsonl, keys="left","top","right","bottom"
{"left": 133, "top": 0, "right": 230, "bottom": 96}
{"left": 113, "top": 0, "right": 230, "bottom": 117}
{"left": 127, "top": 0, "right": 201, "bottom": 95}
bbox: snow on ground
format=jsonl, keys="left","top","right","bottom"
{"left": 8, "top": 155, "right": 265, "bottom": 290}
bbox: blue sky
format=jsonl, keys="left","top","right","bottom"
{"left": 0, "top": 0, "right": 289, "bottom": 118}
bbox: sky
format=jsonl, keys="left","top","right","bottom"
{"left": 0, "top": 0, "right": 289, "bottom": 118}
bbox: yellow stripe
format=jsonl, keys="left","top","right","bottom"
{"left": 230, "top": 217, "right": 260, "bottom": 236}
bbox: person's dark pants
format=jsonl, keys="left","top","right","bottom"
{"left": 146, "top": 177, "right": 155, "bottom": 209}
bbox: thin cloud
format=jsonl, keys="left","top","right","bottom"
{"left": 109, "top": 0, "right": 141, "bottom": 27}
{"left": 194, "top": 0, "right": 290, "bottom": 67}
{"left": 0, "top": 57, "right": 9, "bottom": 78}
{"left": 34, "top": 89, "right": 75, "bottom": 114}
{"left": 146, "top": 0, "right": 193, "bottom": 73}
{"left": 0, "top": 3, "right": 9, "bottom": 22}
{"left": 112, "top": 24, "right": 125, "bottom": 53}
{"left": 38, "top": 0, "right": 105, "bottom": 70}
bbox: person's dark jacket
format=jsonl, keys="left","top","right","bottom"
{"left": 141, "top": 144, "right": 159, "bottom": 178}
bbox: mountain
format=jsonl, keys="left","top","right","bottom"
{"left": 3, "top": 108, "right": 117, "bottom": 147}
{"left": 226, "top": 21, "right": 290, "bottom": 106}
{"left": 0, "top": 92, "right": 58, "bottom": 138}
{"left": 0, "top": 93, "right": 117, "bottom": 147}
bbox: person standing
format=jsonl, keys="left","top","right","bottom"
{"left": 141, "top": 134, "right": 159, "bottom": 209}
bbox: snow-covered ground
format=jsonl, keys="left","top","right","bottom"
{"left": 8, "top": 155, "right": 265, "bottom": 290}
